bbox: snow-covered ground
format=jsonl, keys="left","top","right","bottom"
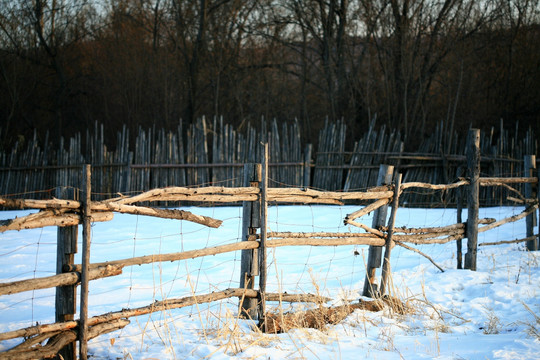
{"left": 1, "top": 205, "right": 539, "bottom": 359}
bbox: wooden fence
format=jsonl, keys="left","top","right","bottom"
{"left": 1, "top": 118, "right": 537, "bottom": 206}
{"left": 0, "top": 132, "right": 539, "bottom": 360}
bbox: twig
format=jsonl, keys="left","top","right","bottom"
{"left": 395, "top": 241, "right": 445, "bottom": 272}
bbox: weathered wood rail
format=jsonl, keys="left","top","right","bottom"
{"left": 0, "top": 140, "right": 539, "bottom": 358}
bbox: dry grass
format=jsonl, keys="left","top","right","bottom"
{"left": 482, "top": 310, "right": 501, "bottom": 335}
{"left": 262, "top": 295, "right": 410, "bottom": 334}
{"left": 521, "top": 303, "right": 540, "bottom": 339}
{"left": 120, "top": 257, "right": 446, "bottom": 360}
{"left": 203, "top": 308, "right": 279, "bottom": 357}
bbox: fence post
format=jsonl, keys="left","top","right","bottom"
{"left": 380, "top": 172, "right": 402, "bottom": 296}
{"left": 80, "top": 165, "right": 92, "bottom": 360}
{"left": 54, "top": 187, "right": 78, "bottom": 360}
{"left": 465, "top": 129, "right": 480, "bottom": 271}
{"left": 456, "top": 166, "right": 465, "bottom": 269}
{"left": 239, "top": 163, "right": 262, "bottom": 319}
{"left": 258, "top": 144, "right": 269, "bottom": 330}
{"left": 362, "top": 164, "right": 393, "bottom": 297}
{"left": 524, "top": 155, "right": 538, "bottom": 251}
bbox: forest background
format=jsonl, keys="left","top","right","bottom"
{"left": 1, "top": 0, "right": 539, "bottom": 152}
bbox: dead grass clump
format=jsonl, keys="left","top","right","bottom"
{"left": 262, "top": 296, "right": 410, "bottom": 334}
{"left": 521, "top": 303, "right": 540, "bottom": 339}
{"left": 383, "top": 295, "right": 411, "bottom": 315}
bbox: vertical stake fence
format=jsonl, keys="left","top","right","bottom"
{"left": 465, "top": 129, "right": 480, "bottom": 271}
{"left": 362, "top": 164, "right": 393, "bottom": 297}
{"left": 303, "top": 144, "right": 312, "bottom": 188}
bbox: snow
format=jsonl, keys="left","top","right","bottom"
{"left": 1, "top": 205, "right": 539, "bottom": 359}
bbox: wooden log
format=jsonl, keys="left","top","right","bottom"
{"left": 383, "top": 222, "right": 466, "bottom": 234}
{"left": 0, "top": 211, "right": 113, "bottom": 233}
{"left": 259, "top": 144, "right": 269, "bottom": 328}
{"left": 524, "top": 155, "right": 538, "bottom": 251}
{"left": 399, "top": 177, "right": 538, "bottom": 191}
{"left": 344, "top": 198, "right": 392, "bottom": 222}
{"left": 55, "top": 187, "right": 78, "bottom": 360}
{"left": 0, "top": 265, "right": 122, "bottom": 296}
{"left": 394, "top": 234, "right": 465, "bottom": 245}
{"left": 499, "top": 183, "right": 528, "bottom": 201}
{"left": 80, "top": 164, "right": 91, "bottom": 360}
{"left": 0, "top": 288, "right": 328, "bottom": 342}
{"left": 478, "top": 204, "right": 538, "bottom": 233}
{"left": 264, "top": 292, "right": 331, "bottom": 303}
{"left": 66, "top": 241, "right": 259, "bottom": 273}
{"left": 75, "top": 178, "right": 536, "bottom": 205}
{"left": 380, "top": 173, "right": 402, "bottom": 296}
{"left": 87, "top": 319, "right": 131, "bottom": 340}
{"left": 479, "top": 177, "right": 538, "bottom": 186}
{"left": 400, "top": 180, "right": 468, "bottom": 191}
{"left": 267, "top": 188, "right": 394, "bottom": 201}
{"left": 456, "top": 166, "right": 465, "bottom": 269}
{"left": 363, "top": 164, "right": 393, "bottom": 297}
{"left": 57, "top": 289, "right": 267, "bottom": 327}
{"left": 4, "top": 331, "right": 64, "bottom": 353}
{"left": 1, "top": 186, "right": 395, "bottom": 210}
{"left": 0, "top": 197, "right": 80, "bottom": 210}
{"left": 393, "top": 229, "right": 465, "bottom": 241}
{"left": 0, "top": 315, "right": 81, "bottom": 342}
{"left": 0, "top": 331, "right": 77, "bottom": 360}
{"left": 367, "top": 185, "right": 393, "bottom": 192}
{"left": 266, "top": 195, "right": 343, "bottom": 205}
{"left": 0, "top": 320, "right": 129, "bottom": 360}
{"left": 479, "top": 218, "right": 497, "bottom": 224}
{"left": 268, "top": 232, "right": 379, "bottom": 239}
{"left": 479, "top": 235, "right": 539, "bottom": 246}
{"left": 266, "top": 237, "right": 387, "bottom": 247}
{"left": 239, "top": 164, "right": 261, "bottom": 319}
{"left": 93, "top": 202, "right": 222, "bottom": 228}
{"left": 465, "top": 129, "right": 480, "bottom": 271}
{"left": 13, "top": 320, "right": 126, "bottom": 357}
{"left": 507, "top": 196, "right": 537, "bottom": 204}
{"left": 385, "top": 177, "right": 538, "bottom": 195}
{"left": 114, "top": 193, "right": 259, "bottom": 203}
{"left": 346, "top": 221, "right": 386, "bottom": 237}
{"left": 112, "top": 186, "right": 260, "bottom": 204}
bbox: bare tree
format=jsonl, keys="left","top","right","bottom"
{"left": 361, "top": 0, "right": 498, "bottom": 142}
{"left": 0, "top": 0, "right": 95, "bottom": 142}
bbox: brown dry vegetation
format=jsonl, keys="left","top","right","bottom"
{"left": 262, "top": 296, "right": 410, "bottom": 334}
